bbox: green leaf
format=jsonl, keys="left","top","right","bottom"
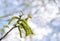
{"left": 28, "top": 27, "right": 34, "bottom": 35}
{"left": 21, "top": 19, "right": 34, "bottom": 36}
{"left": 3, "top": 25, "right": 9, "bottom": 28}
{"left": 1, "top": 29, "right": 4, "bottom": 33}
{"left": 20, "top": 21, "right": 29, "bottom": 36}
{"left": 18, "top": 23, "right": 23, "bottom": 28}
{"left": 21, "top": 19, "right": 27, "bottom": 25}
{"left": 8, "top": 16, "right": 19, "bottom": 24}
{"left": 18, "top": 25, "right": 22, "bottom": 38}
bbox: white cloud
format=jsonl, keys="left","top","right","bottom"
{"left": 28, "top": 20, "right": 52, "bottom": 40}
{"left": 13, "top": 1, "right": 20, "bottom": 5}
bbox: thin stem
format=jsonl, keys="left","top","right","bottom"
{"left": 0, "top": 26, "right": 17, "bottom": 41}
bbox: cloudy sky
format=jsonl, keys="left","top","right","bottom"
{"left": 0, "top": 0, "right": 60, "bottom": 41}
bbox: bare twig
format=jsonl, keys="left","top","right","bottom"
{"left": 0, "top": 26, "right": 18, "bottom": 41}
{"left": 19, "top": 10, "right": 24, "bottom": 18}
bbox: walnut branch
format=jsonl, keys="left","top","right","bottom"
{"left": 0, "top": 11, "right": 24, "bottom": 41}
{"left": 0, "top": 26, "right": 18, "bottom": 41}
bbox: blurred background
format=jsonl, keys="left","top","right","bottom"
{"left": 0, "top": 0, "right": 60, "bottom": 41}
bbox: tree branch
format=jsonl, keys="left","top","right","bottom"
{"left": 0, "top": 26, "right": 18, "bottom": 41}
{"left": 0, "top": 11, "right": 23, "bottom": 41}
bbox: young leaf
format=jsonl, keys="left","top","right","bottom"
{"left": 20, "top": 21, "right": 29, "bottom": 36}
{"left": 0, "top": 29, "right": 4, "bottom": 33}
{"left": 8, "top": 16, "right": 19, "bottom": 24}
{"left": 18, "top": 25, "right": 22, "bottom": 38}
{"left": 18, "top": 23, "right": 23, "bottom": 28}
{"left": 21, "top": 18, "right": 34, "bottom": 36}
{"left": 28, "top": 26, "right": 34, "bottom": 35}
{"left": 3, "top": 25, "right": 9, "bottom": 28}
{"left": 21, "top": 19, "right": 27, "bottom": 25}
